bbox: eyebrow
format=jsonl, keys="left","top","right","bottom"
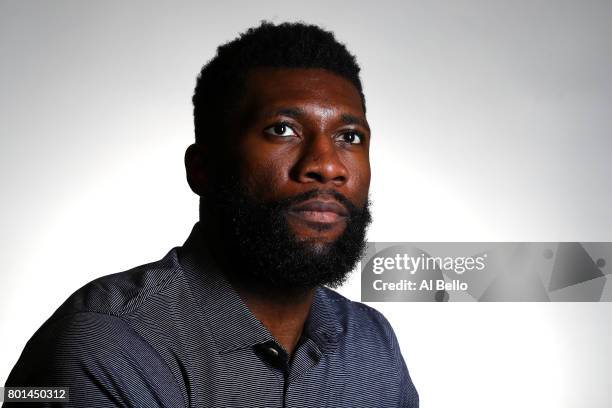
{"left": 263, "top": 107, "right": 370, "bottom": 132}
{"left": 340, "top": 113, "right": 370, "bottom": 132}
{"left": 271, "top": 107, "right": 305, "bottom": 119}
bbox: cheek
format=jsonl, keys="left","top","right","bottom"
{"left": 237, "top": 144, "right": 295, "bottom": 200}
{"left": 341, "top": 152, "right": 371, "bottom": 203}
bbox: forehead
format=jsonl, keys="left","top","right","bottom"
{"left": 239, "top": 68, "right": 365, "bottom": 116}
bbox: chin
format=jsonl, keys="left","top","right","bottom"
{"left": 296, "top": 237, "right": 337, "bottom": 256}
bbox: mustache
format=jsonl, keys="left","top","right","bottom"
{"left": 275, "top": 189, "right": 364, "bottom": 216}
{"left": 203, "top": 175, "right": 370, "bottom": 221}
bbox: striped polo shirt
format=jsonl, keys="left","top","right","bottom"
{"left": 4, "top": 224, "right": 419, "bottom": 407}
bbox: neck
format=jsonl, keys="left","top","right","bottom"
{"left": 233, "top": 285, "right": 316, "bottom": 356}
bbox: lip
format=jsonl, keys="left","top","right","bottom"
{"left": 288, "top": 199, "right": 349, "bottom": 224}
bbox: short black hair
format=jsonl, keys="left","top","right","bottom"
{"left": 192, "top": 21, "right": 365, "bottom": 144}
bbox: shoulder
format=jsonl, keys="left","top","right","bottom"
{"left": 51, "top": 247, "right": 183, "bottom": 321}
{"left": 5, "top": 247, "right": 186, "bottom": 380}
{"left": 10, "top": 247, "right": 186, "bottom": 369}
{"left": 319, "top": 286, "right": 397, "bottom": 337}
{"left": 10, "top": 311, "right": 152, "bottom": 369}
{"left": 317, "top": 287, "right": 403, "bottom": 358}
{"left": 318, "top": 287, "right": 420, "bottom": 407}
{"left": 5, "top": 250, "right": 187, "bottom": 406}
{"left": 7, "top": 244, "right": 185, "bottom": 376}
{"left": 5, "top": 311, "right": 184, "bottom": 406}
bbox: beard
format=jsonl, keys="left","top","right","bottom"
{"left": 201, "top": 177, "right": 372, "bottom": 294}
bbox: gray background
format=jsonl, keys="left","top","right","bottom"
{"left": 1, "top": 1, "right": 611, "bottom": 406}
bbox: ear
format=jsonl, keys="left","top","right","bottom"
{"left": 185, "top": 143, "right": 208, "bottom": 196}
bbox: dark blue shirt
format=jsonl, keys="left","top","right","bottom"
{"left": 4, "top": 224, "right": 419, "bottom": 407}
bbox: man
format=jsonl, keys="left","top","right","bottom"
{"left": 4, "top": 22, "right": 419, "bottom": 407}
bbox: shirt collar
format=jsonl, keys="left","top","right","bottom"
{"left": 176, "top": 222, "right": 343, "bottom": 354}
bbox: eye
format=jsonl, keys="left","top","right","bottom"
{"left": 336, "top": 131, "right": 363, "bottom": 145}
{"left": 264, "top": 122, "right": 297, "bottom": 137}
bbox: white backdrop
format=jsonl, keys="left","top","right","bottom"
{"left": 2, "top": 1, "right": 612, "bottom": 407}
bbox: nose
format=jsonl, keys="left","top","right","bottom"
{"left": 291, "top": 134, "right": 348, "bottom": 186}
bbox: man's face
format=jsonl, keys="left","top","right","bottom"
{"left": 229, "top": 68, "right": 371, "bottom": 246}
{"left": 194, "top": 67, "right": 372, "bottom": 291}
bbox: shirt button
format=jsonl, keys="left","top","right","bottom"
{"left": 267, "top": 347, "right": 279, "bottom": 358}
